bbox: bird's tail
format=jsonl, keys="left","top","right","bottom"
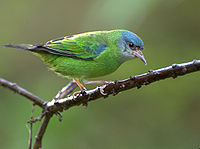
{"left": 3, "top": 44, "right": 37, "bottom": 50}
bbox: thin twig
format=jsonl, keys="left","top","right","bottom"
{"left": 26, "top": 124, "right": 32, "bottom": 149}
{"left": 28, "top": 104, "right": 35, "bottom": 149}
{"left": 28, "top": 110, "right": 46, "bottom": 123}
{"left": 0, "top": 78, "right": 45, "bottom": 108}
{"left": 84, "top": 80, "right": 114, "bottom": 84}
{"left": 54, "top": 80, "right": 77, "bottom": 100}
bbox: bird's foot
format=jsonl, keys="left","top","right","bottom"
{"left": 73, "top": 90, "right": 86, "bottom": 98}
{"left": 72, "top": 90, "right": 88, "bottom": 107}
{"left": 99, "top": 85, "right": 108, "bottom": 96}
{"left": 72, "top": 78, "right": 88, "bottom": 106}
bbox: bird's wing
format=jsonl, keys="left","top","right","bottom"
{"left": 38, "top": 35, "right": 107, "bottom": 60}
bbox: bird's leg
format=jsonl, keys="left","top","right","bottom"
{"left": 84, "top": 80, "right": 114, "bottom": 85}
{"left": 73, "top": 78, "right": 86, "bottom": 90}
{"left": 73, "top": 78, "right": 88, "bottom": 106}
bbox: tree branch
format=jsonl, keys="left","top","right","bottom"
{"left": 0, "top": 78, "right": 45, "bottom": 108}
{"left": 46, "top": 60, "right": 200, "bottom": 113}
{"left": 33, "top": 113, "right": 53, "bottom": 149}
{"left": 1, "top": 59, "right": 200, "bottom": 149}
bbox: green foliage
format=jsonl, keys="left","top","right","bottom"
{"left": 0, "top": 0, "right": 200, "bottom": 149}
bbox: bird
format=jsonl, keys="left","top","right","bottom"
{"left": 4, "top": 29, "right": 147, "bottom": 96}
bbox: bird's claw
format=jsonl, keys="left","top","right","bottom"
{"left": 99, "top": 85, "right": 108, "bottom": 96}
{"left": 72, "top": 90, "right": 88, "bottom": 107}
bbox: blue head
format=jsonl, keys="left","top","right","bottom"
{"left": 118, "top": 30, "right": 147, "bottom": 65}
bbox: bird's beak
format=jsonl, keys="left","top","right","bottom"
{"left": 132, "top": 49, "right": 147, "bottom": 65}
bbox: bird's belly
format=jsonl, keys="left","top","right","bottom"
{"left": 49, "top": 56, "right": 120, "bottom": 79}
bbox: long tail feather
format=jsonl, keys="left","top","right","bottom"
{"left": 3, "top": 44, "right": 37, "bottom": 50}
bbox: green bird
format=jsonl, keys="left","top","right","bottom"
{"left": 4, "top": 29, "right": 147, "bottom": 92}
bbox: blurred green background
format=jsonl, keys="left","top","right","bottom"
{"left": 0, "top": 0, "right": 200, "bottom": 148}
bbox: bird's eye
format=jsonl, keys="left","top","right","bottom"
{"left": 128, "top": 42, "right": 134, "bottom": 48}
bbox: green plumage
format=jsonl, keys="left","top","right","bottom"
{"left": 4, "top": 29, "right": 146, "bottom": 79}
